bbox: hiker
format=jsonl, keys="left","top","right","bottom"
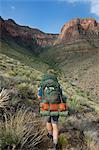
{"left": 37, "top": 69, "right": 67, "bottom": 150}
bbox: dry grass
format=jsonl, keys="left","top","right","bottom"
{"left": 86, "top": 135, "right": 99, "bottom": 150}
{"left": 0, "top": 89, "right": 10, "bottom": 109}
{"left": 0, "top": 109, "right": 45, "bottom": 150}
{"left": 87, "top": 142, "right": 99, "bottom": 150}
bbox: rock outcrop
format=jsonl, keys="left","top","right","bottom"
{"left": 55, "top": 18, "right": 99, "bottom": 47}
{"left": 1, "top": 17, "right": 99, "bottom": 52}
{"left": 0, "top": 16, "right": 58, "bottom": 52}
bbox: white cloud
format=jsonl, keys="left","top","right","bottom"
{"left": 65, "top": 0, "right": 99, "bottom": 17}
{"left": 11, "top": 6, "right": 15, "bottom": 10}
{"left": 90, "top": 0, "right": 99, "bottom": 16}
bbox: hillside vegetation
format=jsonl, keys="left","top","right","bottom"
{"left": 0, "top": 39, "right": 99, "bottom": 150}
{"left": 40, "top": 43, "right": 99, "bottom": 102}
{"left": 0, "top": 17, "right": 99, "bottom": 150}
{"left": 0, "top": 39, "right": 49, "bottom": 72}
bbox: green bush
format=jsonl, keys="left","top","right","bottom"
{"left": 0, "top": 63, "right": 7, "bottom": 70}
{"left": 16, "top": 83, "right": 35, "bottom": 100}
{"left": 67, "top": 97, "right": 81, "bottom": 113}
{"left": 8, "top": 70, "right": 17, "bottom": 77}
{"left": 58, "top": 134, "right": 68, "bottom": 149}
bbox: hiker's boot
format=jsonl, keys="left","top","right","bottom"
{"left": 52, "top": 143, "right": 59, "bottom": 150}
{"left": 47, "top": 133, "right": 53, "bottom": 140}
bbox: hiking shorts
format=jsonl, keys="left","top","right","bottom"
{"left": 44, "top": 116, "right": 59, "bottom": 124}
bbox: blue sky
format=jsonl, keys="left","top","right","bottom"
{"left": 0, "top": 0, "right": 99, "bottom": 34}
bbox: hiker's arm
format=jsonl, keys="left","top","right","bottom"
{"left": 37, "top": 87, "right": 42, "bottom": 100}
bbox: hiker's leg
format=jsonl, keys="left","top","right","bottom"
{"left": 46, "top": 116, "right": 53, "bottom": 136}
{"left": 46, "top": 122, "right": 53, "bottom": 135}
{"left": 52, "top": 123, "right": 58, "bottom": 144}
{"left": 51, "top": 116, "right": 59, "bottom": 145}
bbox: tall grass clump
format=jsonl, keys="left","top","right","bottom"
{"left": 58, "top": 134, "right": 68, "bottom": 149}
{"left": 0, "top": 109, "right": 45, "bottom": 150}
{"left": 0, "top": 89, "right": 10, "bottom": 109}
{"left": 67, "top": 97, "right": 81, "bottom": 114}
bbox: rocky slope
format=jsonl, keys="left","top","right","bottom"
{"left": 0, "top": 17, "right": 99, "bottom": 150}
{"left": 1, "top": 17, "right": 99, "bottom": 101}
{"left": 0, "top": 52, "right": 99, "bottom": 150}
{"left": 55, "top": 18, "right": 99, "bottom": 48}
{"left": 40, "top": 18, "right": 99, "bottom": 102}
{"left": 0, "top": 16, "right": 58, "bottom": 53}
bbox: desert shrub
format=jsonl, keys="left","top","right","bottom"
{"left": 0, "top": 109, "right": 45, "bottom": 150}
{"left": 0, "top": 63, "right": 7, "bottom": 70}
{"left": 0, "top": 76, "right": 13, "bottom": 89}
{"left": 16, "top": 67, "right": 29, "bottom": 77}
{"left": 8, "top": 70, "right": 17, "bottom": 76}
{"left": 16, "top": 83, "right": 35, "bottom": 100}
{"left": 67, "top": 97, "right": 81, "bottom": 113}
{"left": 58, "top": 134, "right": 68, "bottom": 149}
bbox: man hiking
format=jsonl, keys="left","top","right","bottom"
{"left": 37, "top": 69, "right": 67, "bottom": 150}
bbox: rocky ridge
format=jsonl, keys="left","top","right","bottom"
{"left": 1, "top": 17, "right": 99, "bottom": 51}
{"left": 55, "top": 18, "right": 99, "bottom": 48}
{"left": 0, "top": 16, "right": 58, "bottom": 52}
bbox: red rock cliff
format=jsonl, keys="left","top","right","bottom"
{"left": 0, "top": 17, "right": 58, "bottom": 50}
{"left": 55, "top": 18, "right": 99, "bottom": 45}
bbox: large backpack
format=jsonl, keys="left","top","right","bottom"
{"left": 41, "top": 79, "right": 61, "bottom": 104}
{"left": 39, "top": 74, "right": 68, "bottom": 116}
